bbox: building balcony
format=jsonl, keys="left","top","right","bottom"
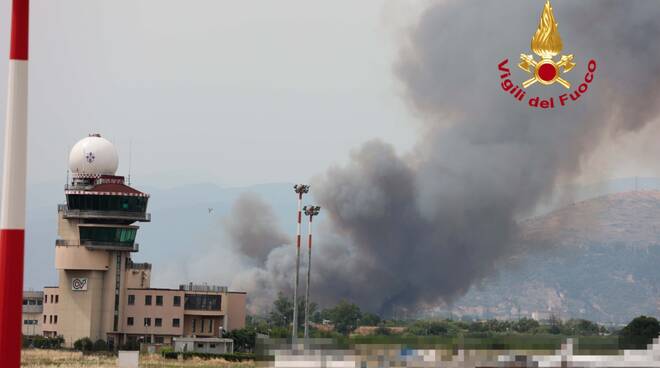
{"left": 55, "top": 239, "right": 139, "bottom": 252}
{"left": 58, "top": 204, "right": 151, "bottom": 222}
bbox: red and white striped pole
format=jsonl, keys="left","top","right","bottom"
{"left": 291, "top": 184, "right": 309, "bottom": 343}
{"left": 0, "top": 0, "right": 29, "bottom": 365}
{"left": 303, "top": 205, "right": 320, "bottom": 339}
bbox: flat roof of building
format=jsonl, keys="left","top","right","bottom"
{"left": 127, "top": 287, "right": 246, "bottom": 294}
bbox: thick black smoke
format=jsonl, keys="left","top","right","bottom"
{"left": 231, "top": 0, "right": 660, "bottom": 314}
{"left": 223, "top": 193, "right": 289, "bottom": 264}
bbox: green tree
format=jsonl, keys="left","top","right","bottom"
{"left": 513, "top": 318, "right": 540, "bottom": 333}
{"left": 268, "top": 292, "right": 318, "bottom": 331}
{"left": 561, "top": 319, "right": 600, "bottom": 336}
{"left": 620, "top": 316, "right": 660, "bottom": 348}
{"left": 226, "top": 328, "right": 257, "bottom": 352}
{"left": 323, "top": 300, "right": 362, "bottom": 335}
{"left": 360, "top": 312, "right": 381, "bottom": 326}
{"left": 405, "top": 320, "right": 452, "bottom": 336}
{"left": 269, "top": 292, "right": 293, "bottom": 328}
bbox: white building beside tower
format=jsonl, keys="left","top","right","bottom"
{"left": 40, "top": 134, "right": 246, "bottom": 349}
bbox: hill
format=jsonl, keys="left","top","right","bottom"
{"left": 444, "top": 191, "right": 660, "bottom": 324}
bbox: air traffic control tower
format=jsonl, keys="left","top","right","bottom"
{"left": 53, "top": 133, "right": 151, "bottom": 346}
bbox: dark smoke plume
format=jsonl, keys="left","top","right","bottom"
{"left": 224, "top": 193, "right": 289, "bottom": 264}
{"left": 231, "top": 0, "right": 660, "bottom": 314}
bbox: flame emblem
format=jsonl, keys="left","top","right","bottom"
{"left": 518, "top": 0, "right": 575, "bottom": 88}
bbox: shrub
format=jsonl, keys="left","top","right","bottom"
{"left": 73, "top": 337, "right": 94, "bottom": 351}
{"left": 119, "top": 340, "right": 140, "bottom": 351}
{"left": 24, "top": 335, "right": 64, "bottom": 349}
{"left": 93, "top": 339, "right": 108, "bottom": 351}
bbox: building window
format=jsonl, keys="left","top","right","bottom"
{"left": 145, "top": 295, "right": 152, "bottom": 306}
{"left": 55, "top": 295, "right": 59, "bottom": 303}
{"left": 22, "top": 299, "right": 27, "bottom": 305}
{"left": 128, "top": 295, "right": 135, "bottom": 305}
{"left": 192, "top": 319, "right": 196, "bottom": 333}
{"left": 201, "top": 319, "right": 205, "bottom": 333}
{"left": 155, "top": 336, "right": 164, "bottom": 344}
{"left": 37, "top": 299, "right": 42, "bottom": 306}
{"left": 50, "top": 295, "right": 53, "bottom": 303}
{"left": 184, "top": 294, "right": 221, "bottom": 311}
{"left": 43, "top": 315, "right": 46, "bottom": 323}
{"left": 144, "top": 318, "right": 151, "bottom": 327}
{"left": 172, "top": 318, "right": 180, "bottom": 328}
{"left": 173, "top": 296, "right": 181, "bottom": 307}
{"left": 44, "top": 295, "right": 47, "bottom": 303}
{"left": 210, "top": 344, "right": 216, "bottom": 348}
{"left": 23, "top": 320, "right": 28, "bottom": 325}
{"left": 156, "top": 295, "right": 163, "bottom": 306}
{"left": 54, "top": 316, "right": 58, "bottom": 324}
{"left": 155, "top": 318, "right": 162, "bottom": 327}
{"left": 49, "top": 315, "right": 52, "bottom": 324}
{"left": 197, "top": 343, "right": 204, "bottom": 349}
{"left": 127, "top": 317, "right": 134, "bottom": 326}
{"left": 209, "top": 319, "right": 213, "bottom": 333}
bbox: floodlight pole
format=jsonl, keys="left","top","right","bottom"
{"left": 291, "top": 184, "right": 309, "bottom": 343}
{"left": 303, "top": 205, "right": 320, "bottom": 340}
{"left": 0, "top": 0, "right": 29, "bottom": 366}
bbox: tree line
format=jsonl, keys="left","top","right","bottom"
{"left": 225, "top": 293, "right": 660, "bottom": 352}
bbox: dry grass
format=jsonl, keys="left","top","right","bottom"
{"left": 21, "top": 349, "right": 255, "bottom": 368}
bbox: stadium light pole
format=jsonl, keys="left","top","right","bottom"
{"left": 0, "top": 0, "right": 29, "bottom": 366}
{"left": 291, "top": 184, "right": 309, "bottom": 343}
{"left": 303, "top": 205, "right": 320, "bottom": 340}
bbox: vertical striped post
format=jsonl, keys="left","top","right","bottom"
{"left": 303, "top": 205, "right": 319, "bottom": 340}
{"left": 292, "top": 192, "right": 302, "bottom": 342}
{"left": 303, "top": 212, "right": 313, "bottom": 338}
{"left": 0, "top": 0, "right": 29, "bottom": 365}
{"left": 291, "top": 184, "right": 308, "bottom": 344}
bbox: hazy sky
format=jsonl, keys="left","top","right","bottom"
{"left": 0, "top": 0, "right": 426, "bottom": 188}
{"left": 0, "top": 0, "right": 656, "bottom": 190}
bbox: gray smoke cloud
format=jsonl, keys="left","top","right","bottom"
{"left": 224, "top": 193, "right": 290, "bottom": 264}
{"left": 230, "top": 0, "right": 660, "bottom": 315}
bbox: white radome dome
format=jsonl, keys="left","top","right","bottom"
{"left": 68, "top": 134, "right": 119, "bottom": 175}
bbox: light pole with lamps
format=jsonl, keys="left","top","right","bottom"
{"left": 291, "top": 184, "right": 309, "bottom": 343}
{"left": 303, "top": 205, "right": 320, "bottom": 339}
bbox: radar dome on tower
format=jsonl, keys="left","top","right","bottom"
{"left": 68, "top": 134, "right": 119, "bottom": 176}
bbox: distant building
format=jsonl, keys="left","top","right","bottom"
{"left": 39, "top": 134, "right": 246, "bottom": 348}
{"left": 22, "top": 291, "right": 43, "bottom": 336}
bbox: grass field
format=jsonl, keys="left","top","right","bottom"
{"left": 21, "top": 349, "right": 255, "bottom": 368}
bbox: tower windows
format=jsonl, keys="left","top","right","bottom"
{"left": 145, "top": 295, "right": 152, "bottom": 305}
{"left": 156, "top": 295, "right": 163, "bottom": 306}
